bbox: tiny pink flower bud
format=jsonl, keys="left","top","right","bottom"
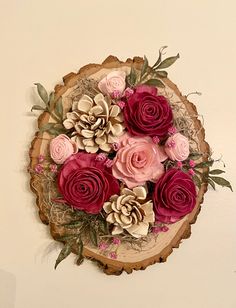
{"left": 124, "top": 87, "right": 134, "bottom": 98}
{"left": 34, "top": 164, "right": 43, "bottom": 174}
{"left": 109, "top": 251, "right": 117, "bottom": 259}
{"left": 38, "top": 154, "right": 45, "bottom": 163}
{"left": 116, "top": 100, "right": 126, "bottom": 109}
{"left": 50, "top": 164, "right": 58, "bottom": 173}
{"left": 95, "top": 153, "right": 107, "bottom": 161}
{"left": 152, "top": 226, "right": 162, "bottom": 234}
{"left": 176, "top": 161, "right": 183, "bottom": 168}
{"left": 112, "top": 237, "right": 121, "bottom": 245}
{"left": 112, "top": 90, "right": 121, "bottom": 99}
{"left": 104, "top": 159, "right": 113, "bottom": 168}
{"left": 152, "top": 136, "right": 160, "bottom": 144}
{"left": 161, "top": 226, "right": 169, "bottom": 232}
{"left": 188, "top": 169, "right": 195, "bottom": 176}
{"left": 167, "top": 140, "right": 176, "bottom": 148}
{"left": 112, "top": 142, "right": 120, "bottom": 151}
{"left": 189, "top": 159, "right": 196, "bottom": 168}
{"left": 168, "top": 126, "right": 177, "bottom": 135}
{"left": 98, "top": 242, "right": 109, "bottom": 251}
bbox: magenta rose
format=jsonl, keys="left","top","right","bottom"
{"left": 153, "top": 169, "right": 196, "bottom": 223}
{"left": 124, "top": 85, "right": 173, "bottom": 139}
{"left": 58, "top": 153, "right": 120, "bottom": 214}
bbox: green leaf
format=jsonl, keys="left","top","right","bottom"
{"left": 89, "top": 227, "right": 98, "bottom": 247}
{"left": 209, "top": 169, "right": 225, "bottom": 175}
{"left": 156, "top": 53, "right": 180, "bottom": 70}
{"left": 54, "top": 97, "right": 63, "bottom": 120}
{"left": 188, "top": 152, "right": 203, "bottom": 160}
{"left": 153, "top": 46, "right": 168, "bottom": 68}
{"left": 140, "top": 55, "right": 148, "bottom": 78}
{"left": 39, "top": 123, "right": 56, "bottom": 132}
{"left": 63, "top": 220, "right": 83, "bottom": 229}
{"left": 98, "top": 220, "right": 109, "bottom": 235}
{"left": 209, "top": 176, "right": 233, "bottom": 191}
{"left": 127, "top": 66, "right": 137, "bottom": 86}
{"left": 54, "top": 242, "right": 72, "bottom": 269}
{"left": 56, "top": 235, "right": 76, "bottom": 242}
{"left": 194, "top": 160, "right": 214, "bottom": 169}
{"left": 144, "top": 79, "right": 165, "bottom": 88}
{"left": 155, "top": 70, "right": 168, "bottom": 78}
{"left": 75, "top": 237, "right": 83, "bottom": 258}
{"left": 207, "top": 178, "right": 216, "bottom": 190}
{"left": 31, "top": 105, "right": 45, "bottom": 112}
{"left": 193, "top": 175, "right": 201, "bottom": 188}
{"left": 34, "top": 83, "right": 49, "bottom": 105}
{"left": 48, "top": 92, "right": 55, "bottom": 109}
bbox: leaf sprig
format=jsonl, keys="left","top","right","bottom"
{"left": 126, "top": 46, "right": 180, "bottom": 88}
{"left": 187, "top": 153, "right": 232, "bottom": 191}
{"left": 54, "top": 212, "right": 110, "bottom": 269}
{"left": 31, "top": 83, "right": 65, "bottom": 135}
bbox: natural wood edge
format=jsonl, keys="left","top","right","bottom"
{"left": 28, "top": 55, "right": 210, "bottom": 275}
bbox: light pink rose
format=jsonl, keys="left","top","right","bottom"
{"left": 98, "top": 71, "right": 126, "bottom": 97}
{"left": 112, "top": 133, "right": 167, "bottom": 188}
{"left": 50, "top": 134, "right": 78, "bottom": 164}
{"left": 165, "top": 133, "right": 190, "bottom": 161}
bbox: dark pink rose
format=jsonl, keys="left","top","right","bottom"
{"left": 124, "top": 85, "right": 173, "bottom": 139}
{"left": 153, "top": 168, "right": 196, "bottom": 223}
{"left": 58, "top": 153, "right": 120, "bottom": 214}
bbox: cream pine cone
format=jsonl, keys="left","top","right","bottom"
{"left": 103, "top": 186, "right": 155, "bottom": 238}
{"left": 63, "top": 93, "right": 124, "bottom": 153}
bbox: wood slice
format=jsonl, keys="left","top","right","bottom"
{"left": 29, "top": 56, "right": 210, "bottom": 275}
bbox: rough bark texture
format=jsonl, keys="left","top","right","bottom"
{"left": 29, "top": 56, "right": 210, "bottom": 275}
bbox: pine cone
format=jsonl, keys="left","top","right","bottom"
{"left": 103, "top": 186, "right": 155, "bottom": 238}
{"left": 63, "top": 93, "right": 124, "bottom": 153}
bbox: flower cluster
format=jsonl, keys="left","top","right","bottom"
{"left": 47, "top": 70, "right": 199, "bottom": 240}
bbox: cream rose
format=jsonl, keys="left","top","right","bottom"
{"left": 112, "top": 133, "right": 167, "bottom": 188}
{"left": 98, "top": 71, "right": 126, "bottom": 97}
{"left": 50, "top": 134, "right": 78, "bottom": 164}
{"left": 165, "top": 133, "right": 189, "bottom": 161}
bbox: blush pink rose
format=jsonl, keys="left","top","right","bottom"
{"left": 98, "top": 71, "right": 126, "bottom": 97}
{"left": 50, "top": 134, "right": 78, "bottom": 164}
{"left": 165, "top": 133, "right": 190, "bottom": 161}
{"left": 58, "top": 153, "right": 120, "bottom": 214}
{"left": 112, "top": 133, "right": 167, "bottom": 188}
{"left": 153, "top": 168, "right": 196, "bottom": 223}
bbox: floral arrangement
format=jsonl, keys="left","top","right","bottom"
{"left": 30, "top": 49, "right": 232, "bottom": 270}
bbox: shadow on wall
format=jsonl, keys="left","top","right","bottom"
{"left": 0, "top": 269, "right": 16, "bottom": 308}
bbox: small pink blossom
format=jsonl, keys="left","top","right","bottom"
{"left": 112, "top": 142, "right": 120, "bottom": 151}
{"left": 38, "top": 154, "right": 45, "bottom": 163}
{"left": 188, "top": 169, "right": 195, "bottom": 176}
{"left": 112, "top": 237, "right": 121, "bottom": 245}
{"left": 111, "top": 90, "right": 122, "bottom": 99}
{"left": 34, "top": 164, "right": 43, "bottom": 174}
{"left": 104, "top": 159, "right": 113, "bottom": 168}
{"left": 95, "top": 153, "right": 107, "bottom": 161}
{"left": 98, "top": 242, "right": 109, "bottom": 251}
{"left": 176, "top": 161, "right": 183, "bottom": 168}
{"left": 167, "top": 140, "right": 176, "bottom": 148}
{"left": 152, "top": 226, "right": 162, "bottom": 234}
{"left": 168, "top": 126, "right": 177, "bottom": 135}
{"left": 109, "top": 251, "right": 117, "bottom": 259}
{"left": 152, "top": 136, "right": 160, "bottom": 144}
{"left": 50, "top": 164, "right": 58, "bottom": 173}
{"left": 161, "top": 225, "right": 169, "bottom": 232}
{"left": 189, "top": 159, "right": 196, "bottom": 168}
{"left": 116, "top": 100, "right": 126, "bottom": 109}
{"left": 124, "top": 87, "right": 134, "bottom": 98}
